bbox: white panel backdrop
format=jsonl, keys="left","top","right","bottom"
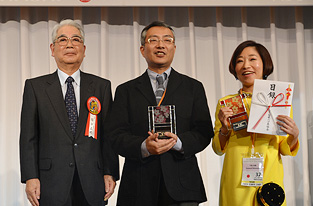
{"left": 0, "top": 6, "right": 312, "bottom": 206}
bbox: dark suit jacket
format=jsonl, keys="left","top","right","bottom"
{"left": 109, "top": 69, "right": 214, "bottom": 206}
{"left": 20, "top": 71, "right": 119, "bottom": 206}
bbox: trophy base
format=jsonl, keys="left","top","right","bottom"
{"left": 156, "top": 131, "right": 171, "bottom": 139}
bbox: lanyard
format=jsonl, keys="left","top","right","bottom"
{"left": 239, "top": 88, "right": 256, "bottom": 154}
{"left": 157, "top": 89, "right": 167, "bottom": 106}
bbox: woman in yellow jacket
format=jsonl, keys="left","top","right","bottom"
{"left": 212, "top": 40, "right": 300, "bottom": 206}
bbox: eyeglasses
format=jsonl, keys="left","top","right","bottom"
{"left": 146, "top": 37, "right": 174, "bottom": 45}
{"left": 54, "top": 36, "right": 84, "bottom": 46}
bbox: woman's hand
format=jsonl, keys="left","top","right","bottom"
{"left": 218, "top": 107, "right": 233, "bottom": 130}
{"left": 217, "top": 107, "right": 233, "bottom": 150}
{"left": 276, "top": 115, "right": 299, "bottom": 150}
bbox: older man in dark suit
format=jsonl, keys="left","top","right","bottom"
{"left": 19, "top": 19, "right": 119, "bottom": 206}
{"left": 109, "top": 21, "right": 214, "bottom": 206}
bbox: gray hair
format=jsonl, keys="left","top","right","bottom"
{"left": 51, "top": 19, "right": 85, "bottom": 44}
{"left": 140, "top": 21, "right": 175, "bottom": 46}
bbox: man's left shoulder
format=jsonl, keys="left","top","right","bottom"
{"left": 175, "top": 71, "right": 203, "bottom": 86}
{"left": 81, "top": 71, "right": 111, "bottom": 84}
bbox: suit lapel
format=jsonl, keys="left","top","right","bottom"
{"left": 76, "top": 72, "right": 95, "bottom": 138}
{"left": 136, "top": 71, "right": 157, "bottom": 105}
{"left": 46, "top": 72, "right": 73, "bottom": 140}
{"left": 162, "top": 69, "right": 183, "bottom": 104}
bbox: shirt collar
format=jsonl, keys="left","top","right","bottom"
{"left": 57, "top": 69, "right": 81, "bottom": 86}
{"left": 147, "top": 67, "right": 172, "bottom": 81}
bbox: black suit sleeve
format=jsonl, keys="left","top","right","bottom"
{"left": 99, "top": 81, "right": 120, "bottom": 181}
{"left": 176, "top": 81, "right": 214, "bottom": 159}
{"left": 20, "top": 79, "right": 39, "bottom": 183}
{"left": 109, "top": 85, "right": 146, "bottom": 161}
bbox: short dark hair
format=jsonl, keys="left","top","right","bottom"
{"left": 229, "top": 40, "right": 273, "bottom": 80}
{"left": 140, "top": 21, "right": 175, "bottom": 46}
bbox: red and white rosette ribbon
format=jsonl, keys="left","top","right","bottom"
{"left": 252, "top": 92, "right": 291, "bottom": 130}
{"left": 85, "top": 96, "right": 101, "bottom": 139}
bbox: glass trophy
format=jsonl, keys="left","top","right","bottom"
{"left": 220, "top": 94, "right": 248, "bottom": 131}
{"left": 148, "top": 105, "right": 176, "bottom": 139}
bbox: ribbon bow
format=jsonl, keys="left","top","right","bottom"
{"left": 252, "top": 92, "right": 291, "bottom": 130}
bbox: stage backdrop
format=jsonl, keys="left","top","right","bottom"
{"left": 0, "top": 6, "right": 312, "bottom": 206}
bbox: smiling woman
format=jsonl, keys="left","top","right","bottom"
{"left": 212, "top": 40, "right": 300, "bottom": 206}
{"left": 234, "top": 46, "right": 264, "bottom": 92}
{"left": 228, "top": 41, "right": 274, "bottom": 93}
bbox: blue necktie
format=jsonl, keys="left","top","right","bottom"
{"left": 65, "top": 77, "right": 78, "bottom": 137}
{"left": 155, "top": 74, "right": 165, "bottom": 104}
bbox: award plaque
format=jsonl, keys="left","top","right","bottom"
{"left": 220, "top": 94, "right": 249, "bottom": 131}
{"left": 148, "top": 105, "right": 176, "bottom": 139}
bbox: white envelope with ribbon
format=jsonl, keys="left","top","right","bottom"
{"left": 247, "top": 79, "right": 294, "bottom": 136}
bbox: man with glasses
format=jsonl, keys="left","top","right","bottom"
{"left": 109, "top": 21, "right": 214, "bottom": 206}
{"left": 20, "top": 19, "right": 119, "bottom": 206}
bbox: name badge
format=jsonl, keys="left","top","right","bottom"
{"left": 241, "top": 157, "right": 264, "bottom": 186}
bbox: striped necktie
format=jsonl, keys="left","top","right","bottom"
{"left": 65, "top": 76, "right": 78, "bottom": 137}
{"left": 155, "top": 74, "right": 165, "bottom": 104}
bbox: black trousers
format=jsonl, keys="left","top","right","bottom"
{"left": 64, "top": 168, "right": 90, "bottom": 206}
{"left": 157, "top": 173, "right": 199, "bottom": 206}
